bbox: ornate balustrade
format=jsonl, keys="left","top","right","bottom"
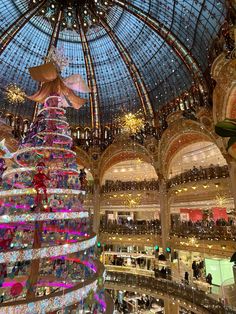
{"left": 100, "top": 220, "right": 161, "bottom": 235}
{"left": 105, "top": 271, "right": 236, "bottom": 314}
{"left": 101, "top": 180, "right": 159, "bottom": 193}
{"left": 171, "top": 223, "right": 236, "bottom": 241}
{"left": 100, "top": 219, "right": 236, "bottom": 241}
{"left": 167, "top": 165, "right": 229, "bottom": 189}
{"left": 100, "top": 165, "right": 229, "bottom": 194}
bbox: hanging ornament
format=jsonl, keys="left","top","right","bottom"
{"left": 117, "top": 110, "right": 144, "bottom": 135}
{"left": 26, "top": 50, "right": 90, "bottom": 109}
{"left": 79, "top": 168, "right": 87, "bottom": 189}
{"left": 0, "top": 159, "right": 7, "bottom": 184}
{"left": 32, "top": 162, "right": 50, "bottom": 205}
{"left": 5, "top": 84, "right": 25, "bottom": 104}
{"left": 10, "top": 283, "right": 23, "bottom": 297}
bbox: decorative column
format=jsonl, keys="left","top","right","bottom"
{"left": 227, "top": 158, "right": 236, "bottom": 212}
{"left": 164, "top": 299, "right": 179, "bottom": 314}
{"left": 93, "top": 177, "right": 101, "bottom": 234}
{"left": 159, "top": 176, "right": 170, "bottom": 252}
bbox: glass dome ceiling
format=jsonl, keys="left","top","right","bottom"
{"left": 0, "top": 0, "right": 226, "bottom": 127}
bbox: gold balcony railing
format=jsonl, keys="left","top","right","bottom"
{"left": 100, "top": 220, "right": 161, "bottom": 235}
{"left": 105, "top": 271, "right": 236, "bottom": 314}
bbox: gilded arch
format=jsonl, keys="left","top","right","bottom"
{"left": 74, "top": 146, "right": 93, "bottom": 176}
{"left": 212, "top": 55, "right": 236, "bottom": 121}
{"left": 98, "top": 140, "right": 153, "bottom": 183}
{"left": 158, "top": 119, "right": 219, "bottom": 178}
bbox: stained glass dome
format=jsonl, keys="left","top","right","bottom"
{"left": 0, "top": 0, "right": 227, "bottom": 126}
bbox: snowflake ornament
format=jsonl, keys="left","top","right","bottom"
{"left": 46, "top": 46, "right": 70, "bottom": 70}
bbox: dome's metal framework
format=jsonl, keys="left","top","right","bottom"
{"left": 0, "top": 0, "right": 227, "bottom": 126}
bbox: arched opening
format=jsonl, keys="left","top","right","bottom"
{"left": 168, "top": 140, "right": 233, "bottom": 248}
{"left": 168, "top": 141, "right": 227, "bottom": 179}
{"left": 101, "top": 158, "right": 159, "bottom": 235}
{"left": 102, "top": 159, "right": 157, "bottom": 184}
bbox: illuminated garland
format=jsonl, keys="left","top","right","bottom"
{"left": 2, "top": 166, "right": 79, "bottom": 179}
{"left": 0, "top": 280, "right": 98, "bottom": 314}
{"left": 0, "top": 211, "right": 88, "bottom": 223}
{"left": 44, "top": 118, "right": 69, "bottom": 126}
{"left": 0, "top": 235, "right": 97, "bottom": 263}
{"left": 36, "top": 131, "right": 72, "bottom": 142}
{"left": 0, "top": 261, "right": 106, "bottom": 313}
{"left": 38, "top": 105, "right": 66, "bottom": 115}
{"left": 14, "top": 146, "right": 76, "bottom": 164}
{"left": 15, "top": 146, "right": 76, "bottom": 156}
{"left": 1, "top": 280, "right": 74, "bottom": 289}
{"left": 0, "top": 96, "right": 105, "bottom": 314}
{"left": 0, "top": 188, "right": 85, "bottom": 197}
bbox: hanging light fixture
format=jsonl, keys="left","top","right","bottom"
{"left": 123, "top": 194, "right": 141, "bottom": 209}
{"left": 5, "top": 84, "right": 25, "bottom": 104}
{"left": 116, "top": 110, "right": 144, "bottom": 135}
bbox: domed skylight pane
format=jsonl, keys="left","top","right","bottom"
{"left": 0, "top": 0, "right": 26, "bottom": 36}
{"left": 0, "top": 16, "right": 51, "bottom": 94}
{"left": 89, "top": 35, "right": 140, "bottom": 117}
{"left": 0, "top": 0, "right": 227, "bottom": 125}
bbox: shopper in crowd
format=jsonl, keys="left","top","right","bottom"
{"left": 160, "top": 267, "right": 167, "bottom": 279}
{"left": 206, "top": 273, "right": 213, "bottom": 293}
{"left": 206, "top": 273, "right": 213, "bottom": 285}
{"left": 184, "top": 271, "right": 189, "bottom": 284}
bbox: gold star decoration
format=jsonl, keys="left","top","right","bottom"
{"left": 118, "top": 111, "right": 144, "bottom": 135}
{"left": 123, "top": 194, "right": 141, "bottom": 208}
{"left": 5, "top": 84, "right": 25, "bottom": 104}
{"left": 215, "top": 193, "right": 227, "bottom": 207}
{"left": 188, "top": 237, "right": 198, "bottom": 246}
{"left": 136, "top": 158, "right": 143, "bottom": 164}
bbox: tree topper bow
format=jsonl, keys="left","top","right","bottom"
{"left": 26, "top": 62, "right": 90, "bottom": 109}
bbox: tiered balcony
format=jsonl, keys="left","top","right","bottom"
{"left": 168, "top": 165, "right": 229, "bottom": 189}
{"left": 105, "top": 271, "right": 236, "bottom": 313}
{"left": 100, "top": 219, "right": 161, "bottom": 235}
{"left": 171, "top": 221, "right": 236, "bottom": 241}
{"left": 101, "top": 165, "right": 229, "bottom": 195}
{"left": 101, "top": 180, "right": 159, "bottom": 193}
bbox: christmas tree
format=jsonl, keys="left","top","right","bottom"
{"left": 0, "top": 51, "right": 111, "bottom": 313}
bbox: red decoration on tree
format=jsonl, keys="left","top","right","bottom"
{"left": 0, "top": 158, "right": 7, "bottom": 184}
{"left": 10, "top": 283, "right": 23, "bottom": 297}
{"left": 33, "top": 162, "right": 50, "bottom": 205}
{"left": 79, "top": 168, "right": 87, "bottom": 189}
{"left": 0, "top": 238, "right": 13, "bottom": 251}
